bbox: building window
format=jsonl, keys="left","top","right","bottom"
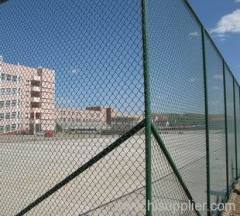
{"left": 30, "top": 112, "right": 34, "bottom": 119}
{"left": 0, "top": 113, "right": 4, "bottom": 121}
{"left": 5, "top": 113, "right": 10, "bottom": 119}
{"left": 5, "top": 125, "right": 10, "bottom": 132}
{"left": 37, "top": 69, "right": 42, "bottom": 76}
{"left": 12, "top": 88, "right": 17, "bottom": 95}
{"left": 0, "top": 101, "right": 4, "bottom": 108}
{"left": 36, "top": 113, "right": 41, "bottom": 119}
{"left": 1, "top": 73, "right": 5, "bottom": 81}
{"left": 12, "top": 76, "right": 17, "bottom": 82}
{"left": 0, "top": 126, "right": 4, "bottom": 133}
{"left": 11, "top": 124, "right": 16, "bottom": 131}
{"left": 12, "top": 100, "right": 17, "bottom": 107}
{"left": 6, "top": 74, "right": 11, "bottom": 81}
{"left": 31, "top": 102, "right": 41, "bottom": 108}
{"left": 6, "top": 100, "right": 11, "bottom": 108}
{"left": 11, "top": 112, "right": 16, "bottom": 119}
{"left": 0, "top": 88, "right": 5, "bottom": 95}
{"left": 6, "top": 88, "right": 11, "bottom": 95}
{"left": 31, "top": 80, "right": 41, "bottom": 87}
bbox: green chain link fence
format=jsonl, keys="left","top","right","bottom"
{"left": 0, "top": 0, "right": 239, "bottom": 215}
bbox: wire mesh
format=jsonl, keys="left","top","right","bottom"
{"left": 0, "top": 0, "right": 145, "bottom": 215}
{"left": 234, "top": 82, "right": 240, "bottom": 177}
{"left": 1, "top": 0, "right": 240, "bottom": 215}
{"left": 224, "top": 67, "right": 236, "bottom": 188}
{"left": 151, "top": 135, "right": 197, "bottom": 216}
{"left": 147, "top": 0, "right": 206, "bottom": 214}
{"left": 204, "top": 33, "right": 226, "bottom": 206}
{"left": 27, "top": 129, "right": 146, "bottom": 216}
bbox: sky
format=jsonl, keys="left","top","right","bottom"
{"left": 0, "top": 0, "right": 239, "bottom": 115}
{"left": 189, "top": 0, "right": 240, "bottom": 83}
{"left": 0, "top": 0, "right": 145, "bottom": 114}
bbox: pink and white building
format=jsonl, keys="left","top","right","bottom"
{"left": 0, "top": 56, "right": 139, "bottom": 135}
{"left": 0, "top": 56, "right": 55, "bottom": 134}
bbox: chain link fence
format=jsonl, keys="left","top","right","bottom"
{"left": 0, "top": 0, "right": 239, "bottom": 215}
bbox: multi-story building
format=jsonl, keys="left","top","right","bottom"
{"left": 0, "top": 56, "right": 141, "bottom": 136}
{"left": 0, "top": 56, "right": 55, "bottom": 134}
{"left": 56, "top": 106, "right": 117, "bottom": 133}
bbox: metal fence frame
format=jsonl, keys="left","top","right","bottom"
{"left": 182, "top": 0, "right": 240, "bottom": 215}
{"left": 146, "top": 0, "right": 240, "bottom": 214}
{"left": 1, "top": 0, "right": 239, "bottom": 215}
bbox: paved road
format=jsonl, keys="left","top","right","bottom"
{"left": 0, "top": 130, "right": 227, "bottom": 215}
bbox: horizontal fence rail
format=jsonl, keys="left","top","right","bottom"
{"left": 0, "top": 0, "right": 239, "bottom": 215}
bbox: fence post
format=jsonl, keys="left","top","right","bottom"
{"left": 141, "top": 0, "right": 152, "bottom": 215}
{"left": 200, "top": 27, "right": 210, "bottom": 215}
{"left": 223, "top": 61, "right": 229, "bottom": 198}
{"left": 239, "top": 85, "right": 240, "bottom": 179}
{"left": 233, "top": 78, "right": 238, "bottom": 179}
{"left": 239, "top": 85, "right": 240, "bottom": 178}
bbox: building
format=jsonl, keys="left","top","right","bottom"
{"left": 0, "top": 56, "right": 143, "bottom": 135}
{"left": 0, "top": 57, "right": 55, "bottom": 134}
{"left": 56, "top": 107, "right": 117, "bottom": 133}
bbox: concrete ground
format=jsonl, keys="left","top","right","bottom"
{"left": 223, "top": 180, "right": 240, "bottom": 216}
{"left": 0, "top": 130, "right": 228, "bottom": 215}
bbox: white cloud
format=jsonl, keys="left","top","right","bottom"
{"left": 213, "top": 74, "right": 223, "bottom": 80}
{"left": 210, "top": 100, "right": 220, "bottom": 106}
{"left": 67, "top": 67, "right": 85, "bottom": 75}
{"left": 211, "top": 9, "right": 240, "bottom": 37}
{"left": 219, "top": 37, "right": 226, "bottom": 42}
{"left": 212, "top": 86, "right": 220, "bottom": 90}
{"left": 235, "top": 0, "right": 240, "bottom": 3}
{"left": 189, "top": 31, "right": 200, "bottom": 37}
{"left": 189, "top": 78, "right": 197, "bottom": 83}
{"left": 70, "top": 68, "right": 81, "bottom": 74}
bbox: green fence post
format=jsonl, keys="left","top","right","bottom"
{"left": 239, "top": 85, "right": 240, "bottom": 179}
{"left": 223, "top": 61, "right": 229, "bottom": 198}
{"left": 201, "top": 27, "right": 210, "bottom": 216}
{"left": 141, "top": 0, "right": 152, "bottom": 215}
{"left": 239, "top": 85, "right": 240, "bottom": 178}
{"left": 233, "top": 78, "right": 238, "bottom": 179}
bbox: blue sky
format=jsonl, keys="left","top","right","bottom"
{"left": 0, "top": 0, "right": 239, "bottom": 114}
{"left": 189, "top": 0, "right": 240, "bottom": 83}
{"left": 0, "top": 0, "right": 144, "bottom": 114}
